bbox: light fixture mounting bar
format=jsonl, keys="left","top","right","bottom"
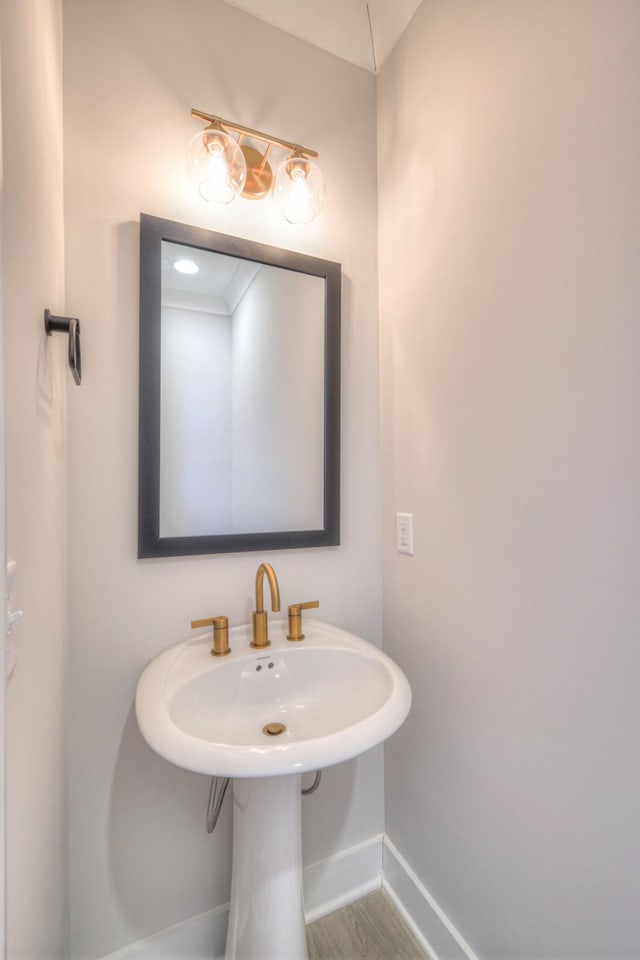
{"left": 191, "top": 109, "right": 319, "bottom": 159}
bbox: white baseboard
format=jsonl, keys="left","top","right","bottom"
{"left": 100, "top": 834, "right": 479, "bottom": 960}
{"left": 383, "top": 836, "right": 480, "bottom": 960}
{"left": 99, "top": 834, "right": 383, "bottom": 959}
{"left": 303, "top": 833, "right": 383, "bottom": 922}
{"left": 99, "top": 903, "right": 229, "bottom": 960}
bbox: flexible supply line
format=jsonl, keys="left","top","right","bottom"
{"left": 206, "top": 777, "right": 230, "bottom": 834}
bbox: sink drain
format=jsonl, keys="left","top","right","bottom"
{"left": 263, "top": 722, "right": 286, "bottom": 736}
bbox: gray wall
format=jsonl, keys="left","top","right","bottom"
{"left": 160, "top": 306, "right": 233, "bottom": 536}
{"left": 63, "top": 1, "right": 381, "bottom": 956}
{"left": 378, "top": 1, "right": 640, "bottom": 957}
{"left": 0, "top": 0, "right": 69, "bottom": 955}
{"left": 231, "top": 268, "right": 325, "bottom": 532}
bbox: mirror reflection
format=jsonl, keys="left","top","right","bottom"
{"left": 160, "top": 242, "right": 325, "bottom": 537}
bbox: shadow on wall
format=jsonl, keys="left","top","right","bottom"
{"left": 300, "top": 756, "right": 360, "bottom": 897}
{"left": 109, "top": 705, "right": 233, "bottom": 944}
{"left": 38, "top": 319, "right": 67, "bottom": 452}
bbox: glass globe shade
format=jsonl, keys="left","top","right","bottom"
{"left": 186, "top": 125, "right": 246, "bottom": 204}
{"left": 273, "top": 153, "right": 325, "bottom": 225}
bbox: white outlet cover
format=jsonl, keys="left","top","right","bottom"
{"left": 396, "top": 512, "right": 414, "bottom": 555}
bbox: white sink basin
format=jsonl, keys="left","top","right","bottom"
{"left": 135, "top": 619, "right": 411, "bottom": 778}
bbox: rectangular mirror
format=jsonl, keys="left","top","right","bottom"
{"left": 138, "top": 214, "right": 341, "bottom": 557}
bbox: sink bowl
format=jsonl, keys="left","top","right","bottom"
{"left": 135, "top": 619, "right": 411, "bottom": 778}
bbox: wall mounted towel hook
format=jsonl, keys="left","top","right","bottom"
{"left": 44, "top": 309, "right": 82, "bottom": 385}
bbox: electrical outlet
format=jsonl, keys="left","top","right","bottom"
{"left": 396, "top": 512, "right": 414, "bottom": 555}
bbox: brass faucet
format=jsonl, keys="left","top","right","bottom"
{"left": 251, "top": 563, "right": 280, "bottom": 648}
{"left": 287, "top": 600, "right": 319, "bottom": 641}
{"left": 191, "top": 616, "right": 231, "bottom": 656}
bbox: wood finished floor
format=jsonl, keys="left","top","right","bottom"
{"left": 306, "top": 890, "right": 429, "bottom": 960}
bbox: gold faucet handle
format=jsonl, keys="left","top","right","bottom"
{"left": 191, "top": 616, "right": 231, "bottom": 657}
{"left": 287, "top": 601, "right": 319, "bottom": 642}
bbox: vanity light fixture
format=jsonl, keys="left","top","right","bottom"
{"left": 187, "top": 109, "right": 325, "bottom": 225}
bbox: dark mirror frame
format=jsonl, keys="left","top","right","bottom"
{"left": 138, "top": 213, "right": 341, "bottom": 558}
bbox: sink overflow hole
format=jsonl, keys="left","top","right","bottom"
{"left": 263, "top": 722, "right": 286, "bottom": 736}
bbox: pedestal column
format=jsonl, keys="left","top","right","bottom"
{"left": 225, "top": 774, "right": 308, "bottom": 960}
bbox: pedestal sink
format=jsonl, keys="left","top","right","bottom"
{"left": 135, "top": 619, "right": 411, "bottom": 960}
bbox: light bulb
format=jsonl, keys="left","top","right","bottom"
{"left": 186, "top": 124, "right": 246, "bottom": 204}
{"left": 273, "top": 151, "right": 325, "bottom": 225}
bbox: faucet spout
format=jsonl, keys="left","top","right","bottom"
{"left": 252, "top": 563, "right": 280, "bottom": 648}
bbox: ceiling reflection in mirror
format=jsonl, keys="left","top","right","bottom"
{"left": 160, "top": 241, "right": 325, "bottom": 538}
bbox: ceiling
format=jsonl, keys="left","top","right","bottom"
{"left": 220, "top": 0, "right": 423, "bottom": 73}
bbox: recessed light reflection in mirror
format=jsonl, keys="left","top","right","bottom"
{"left": 173, "top": 258, "right": 199, "bottom": 275}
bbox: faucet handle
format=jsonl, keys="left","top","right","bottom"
{"left": 191, "top": 616, "right": 231, "bottom": 657}
{"left": 287, "top": 601, "right": 319, "bottom": 642}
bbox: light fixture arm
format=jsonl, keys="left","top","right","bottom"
{"left": 191, "top": 108, "right": 318, "bottom": 159}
